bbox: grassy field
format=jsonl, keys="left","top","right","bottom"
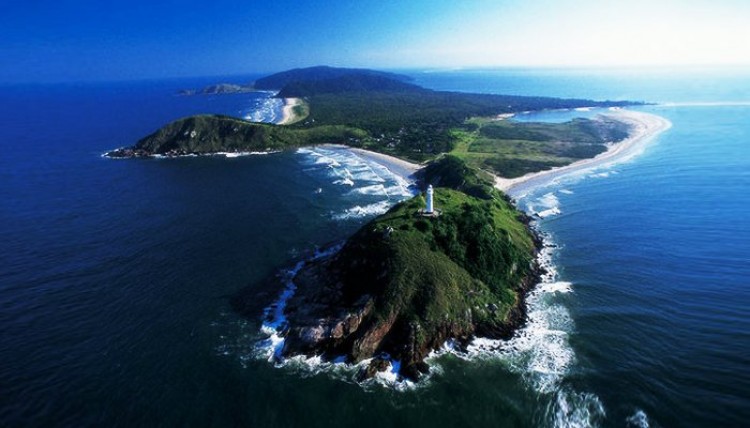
{"left": 447, "top": 116, "right": 630, "bottom": 178}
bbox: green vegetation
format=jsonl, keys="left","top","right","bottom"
{"left": 288, "top": 87, "right": 636, "bottom": 163}
{"left": 266, "top": 68, "right": 638, "bottom": 170}
{"left": 118, "top": 66, "right": 638, "bottom": 179}
{"left": 336, "top": 188, "right": 535, "bottom": 323}
{"left": 113, "top": 115, "right": 365, "bottom": 156}
{"left": 282, "top": 157, "right": 538, "bottom": 378}
{"left": 446, "top": 116, "right": 630, "bottom": 178}
{"left": 253, "top": 65, "right": 414, "bottom": 90}
{"left": 417, "top": 154, "right": 496, "bottom": 199}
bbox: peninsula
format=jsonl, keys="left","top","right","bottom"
{"left": 278, "top": 156, "right": 540, "bottom": 379}
{"left": 107, "top": 66, "right": 643, "bottom": 178}
{"left": 110, "top": 66, "right": 658, "bottom": 380}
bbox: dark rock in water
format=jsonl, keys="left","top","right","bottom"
{"left": 359, "top": 357, "right": 392, "bottom": 380}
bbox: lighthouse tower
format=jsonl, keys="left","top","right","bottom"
{"left": 426, "top": 185, "right": 434, "bottom": 214}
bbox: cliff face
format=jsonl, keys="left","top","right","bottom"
{"left": 281, "top": 186, "right": 539, "bottom": 380}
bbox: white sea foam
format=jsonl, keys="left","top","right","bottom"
{"left": 528, "top": 192, "right": 562, "bottom": 218}
{"left": 538, "top": 281, "right": 573, "bottom": 294}
{"left": 296, "top": 146, "right": 416, "bottom": 220}
{"left": 333, "top": 178, "right": 355, "bottom": 186}
{"left": 539, "top": 192, "right": 560, "bottom": 209}
{"left": 559, "top": 189, "right": 574, "bottom": 195}
{"left": 352, "top": 184, "right": 389, "bottom": 196}
{"left": 333, "top": 200, "right": 392, "bottom": 220}
{"left": 243, "top": 93, "right": 283, "bottom": 123}
{"left": 551, "top": 389, "right": 606, "bottom": 428}
{"left": 218, "top": 151, "right": 274, "bottom": 158}
{"left": 626, "top": 410, "right": 650, "bottom": 428}
{"left": 537, "top": 207, "right": 562, "bottom": 218}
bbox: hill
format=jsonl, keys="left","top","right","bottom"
{"left": 104, "top": 115, "right": 365, "bottom": 157}
{"left": 278, "top": 157, "right": 539, "bottom": 379}
{"left": 253, "top": 65, "right": 414, "bottom": 90}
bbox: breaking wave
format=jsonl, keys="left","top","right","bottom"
{"left": 296, "top": 146, "right": 415, "bottom": 221}
{"left": 242, "top": 92, "right": 284, "bottom": 123}
{"left": 626, "top": 410, "right": 651, "bottom": 428}
{"left": 332, "top": 201, "right": 392, "bottom": 220}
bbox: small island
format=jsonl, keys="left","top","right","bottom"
{"left": 109, "top": 66, "right": 660, "bottom": 380}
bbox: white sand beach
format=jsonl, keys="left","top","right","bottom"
{"left": 316, "top": 144, "right": 423, "bottom": 180}
{"left": 349, "top": 147, "right": 422, "bottom": 179}
{"left": 494, "top": 110, "right": 672, "bottom": 196}
{"left": 278, "top": 98, "right": 302, "bottom": 125}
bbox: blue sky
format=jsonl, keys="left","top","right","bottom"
{"left": 3, "top": 0, "right": 750, "bottom": 83}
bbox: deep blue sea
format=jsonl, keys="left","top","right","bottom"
{"left": 1, "top": 68, "right": 748, "bottom": 427}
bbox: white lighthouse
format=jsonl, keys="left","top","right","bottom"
{"left": 426, "top": 185, "right": 434, "bottom": 214}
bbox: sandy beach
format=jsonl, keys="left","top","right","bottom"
{"left": 316, "top": 144, "right": 423, "bottom": 180}
{"left": 495, "top": 110, "right": 672, "bottom": 197}
{"left": 277, "top": 98, "right": 303, "bottom": 125}
{"left": 349, "top": 147, "right": 423, "bottom": 180}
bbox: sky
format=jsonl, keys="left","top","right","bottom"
{"left": 2, "top": 0, "right": 750, "bottom": 83}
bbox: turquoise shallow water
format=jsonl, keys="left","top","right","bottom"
{"left": 1, "top": 69, "right": 749, "bottom": 427}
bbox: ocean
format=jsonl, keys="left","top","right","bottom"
{"left": 1, "top": 68, "right": 748, "bottom": 427}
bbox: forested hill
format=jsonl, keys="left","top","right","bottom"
{"left": 253, "top": 66, "right": 414, "bottom": 90}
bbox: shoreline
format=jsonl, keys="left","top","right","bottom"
{"left": 318, "top": 144, "right": 423, "bottom": 181}
{"left": 348, "top": 147, "right": 423, "bottom": 180}
{"left": 494, "top": 110, "right": 672, "bottom": 197}
{"left": 277, "top": 97, "right": 303, "bottom": 125}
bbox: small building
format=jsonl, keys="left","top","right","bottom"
{"left": 426, "top": 184, "right": 434, "bottom": 214}
{"left": 420, "top": 184, "right": 440, "bottom": 217}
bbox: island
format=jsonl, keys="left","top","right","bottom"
{"left": 108, "top": 66, "right": 658, "bottom": 380}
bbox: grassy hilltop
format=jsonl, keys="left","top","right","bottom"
{"left": 279, "top": 156, "right": 539, "bottom": 379}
